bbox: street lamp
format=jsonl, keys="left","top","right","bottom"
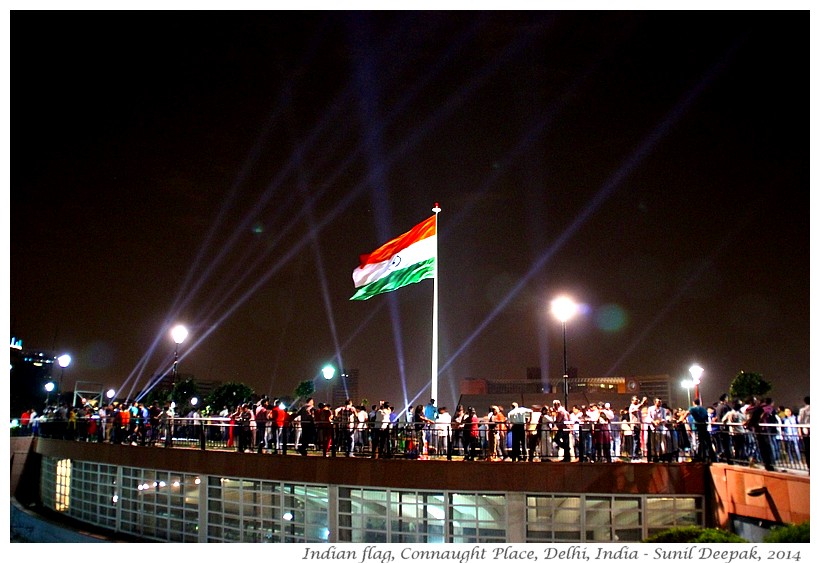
{"left": 45, "top": 382, "right": 55, "bottom": 405}
{"left": 681, "top": 379, "right": 693, "bottom": 405}
{"left": 551, "top": 295, "right": 578, "bottom": 409}
{"left": 322, "top": 365, "right": 335, "bottom": 404}
{"left": 57, "top": 354, "right": 71, "bottom": 399}
{"left": 689, "top": 364, "right": 704, "bottom": 401}
{"left": 171, "top": 325, "right": 188, "bottom": 383}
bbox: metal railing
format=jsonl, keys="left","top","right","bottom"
{"left": 10, "top": 416, "right": 810, "bottom": 472}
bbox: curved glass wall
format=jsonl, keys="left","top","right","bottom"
{"left": 39, "top": 456, "right": 703, "bottom": 543}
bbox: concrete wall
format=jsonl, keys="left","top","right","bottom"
{"left": 10, "top": 499, "right": 110, "bottom": 543}
{"left": 709, "top": 464, "right": 810, "bottom": 528}
{"left": 10, "top": 436, "right": 41, "bottom": 506}
{"left": 32, "top": 437, "right": 707, "bottom": 495}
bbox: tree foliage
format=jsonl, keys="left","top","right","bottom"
{"left": 729, "top": 371, "right": 772, "bottom": 402}
{"left": 204, "top": 382, "right": 255, "bottom": 413}
{"left": 644, "top": 525, "right": 747, "bottom": 543}
{"left": 293, "top": 380, "right": 315, "bottom": 402}
{"left": 169, "top": 378, "right": 200, "bottom": 415}
{"left": 141, "top": 386, "right": 170, "bottom": 407}
{"left": 763, "top": 521, "right": 809, "bottom": 543}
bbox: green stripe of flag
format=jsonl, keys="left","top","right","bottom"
{"left": 350, "top": 257, "right": 435, "bottom": 301}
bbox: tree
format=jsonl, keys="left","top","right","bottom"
{"left": 170, "top": 378, "right": 200, "bottom": 416}
{"left": 204, "top": 382, "right": 255, "bottom": 413}
{"left": 141, "top": 388, "right": 166, "bottom": 407}
{"left": 764, "top": 521, "right": 810, "bottom": 543}
{"left": 293, "top": 380, "right": 315, "bottom": 404}
{"left": 729, "top": 371, "right": 773, "bottom": 402}
{"left": 644, "top": 525, "right": 747, "bottom": 543}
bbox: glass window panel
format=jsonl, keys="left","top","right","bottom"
{"left": 586, "top": 496, "right": 612, "bottom": 509}
{"left": 613, "top": 509, "right": 641, "bottom": 529}
{"left": 646, "top": 509, "right": 676, "bottom": 529}
{"left": 554, "top": 530, "right": 582, "bottom": 541}
{"left": 677, "top": 513, "right": 699, "bottom": 526}
{"left": 553, "top": 509, "right": 581, "bottom": 525}
{"left": 527, "top": 530, "right": 551, "bottom": 541}
{"left": 362, "top": 489, "right": 387, "bottom": 501}
{"left": 646, "top": 497, "right": 674, "bottom": 511}
{"left": 585, "top": 526, "right": 612, "bottom": 542}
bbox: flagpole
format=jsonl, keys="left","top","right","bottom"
{"left": 431, "top": 203, "right": 441, "bottom": 405}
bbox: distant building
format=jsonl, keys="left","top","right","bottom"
{"left": 459, "top": 369, "right": 673, "bottom": 411}
{"left": 195, "top": 378, "right": 223, "bottom": 401}
{"left": 627, "top": 374, "right": 673, "bottom": 405}
{"left": 10, "top": 337, "right": 56, "bottom": 416}
{"left": 331, "top": 368, "right": 359, "bottom": 406}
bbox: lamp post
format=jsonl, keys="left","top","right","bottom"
{"left": 171, "top": 325, "right": 188, "bottom": 384}
{"left": 57, "top": 354, "right": 71, "bottom": 400}
{"left": 551, "top": 296, "right": 578, "bottom": 409}
{"left": 322, "top": 365, "right": 335, "bottom": 404}
{"left": 681, "top": 379, "right": 693, "bottom": 405}
{"left": 689, "top": 364, "right": 704, "bottom": 401}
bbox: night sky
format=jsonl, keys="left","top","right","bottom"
{"left": 10, "top": 11, "right": 809, "bottom": 412}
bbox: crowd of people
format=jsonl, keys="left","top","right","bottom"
{"left": 17, "top": 392, "right": 810, "bottom": 471}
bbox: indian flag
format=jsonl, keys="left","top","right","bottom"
{"left": 350, "top": 215, "right": 436, "bottom": 301}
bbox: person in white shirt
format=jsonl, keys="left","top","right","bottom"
{"left": 354, "top": 405, "right": 368, "bottom": 453}
{"left": 552, "top": 400, "right": 572, "bottom": 462}
{"left": 372, "top": 402, "right": 392, "bottom": 458}
{"left": 435, "top": 407, "right": 452, "bottom": 457}
{"left": 601, "top": 402, "right": 617, "bottom": 457}
{"left": 507, "top": 402, "right": 533, "bottom": 461}
{"left": 629, "top": 396, "right": 647, "bottom": 460}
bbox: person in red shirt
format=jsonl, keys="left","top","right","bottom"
{"left": 117, "top": 404, "right": 130, "bottom": 444}
{"left": 269, "top": 399, "right": 288, "bottom": 454}
{"left": 20, "top": 409, "right": 31, "bottom": 434}
{"left": 314, "top": 403, "right": 334, "bottom": 456}
{"left": 464, "top": 407, "right": 480, "bottom": 461}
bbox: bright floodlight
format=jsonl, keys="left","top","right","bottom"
{"left": 689, "top": 364, "right": 704, "bottom": 384}
{"left": 106, "top": 389, "right": 116, "bottom": 399}
{"left": 57, "top": 354, "right": 71, "bottom": 368}
{"left": 190, "top": 397, "right": 198, "bottom": 406}
{"left": 44, "top": 382, "right": 55, "bottom": 392}
{"left": 681, "top": 380, "right": 694, "bottom": 389}
{"left": 551, "top": 296, "right": 578, "bottom": 323}
{"left": 322, "top": 365, "right": 335, "bottom": 380}
{"left": 171, "top": 325, "right": 189, "bottom": 344}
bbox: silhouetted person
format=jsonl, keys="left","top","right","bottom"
{"left": 798, "top": 396, "right": 810, "bottom": 468}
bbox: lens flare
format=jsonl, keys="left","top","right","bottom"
{"left": 596, "top": 304, "right": 628, "bottom": 332}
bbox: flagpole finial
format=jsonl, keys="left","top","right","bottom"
{"left": 432, "top": 203, "right": 441, "bottom": 213}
